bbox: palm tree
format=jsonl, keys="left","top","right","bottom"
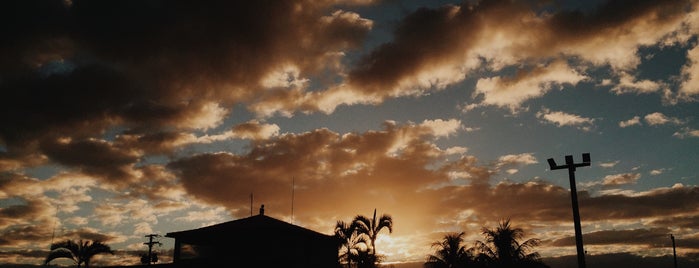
{"left": 474, "top": 219, "right": 548, "bottom": 268}
{"left": 335, "top": 220, "right": 368, "bottom": 268}
{"left": 45, "top": 239, "right": 114, "bottom": 268}
{"left": 352, "top": 247, "right": 384, "bottom": 268}
{"left": 353, "top": 209, "right": 393, "bottom": 257}
{"left": 425, "top": 232, "right": 475, "bottom": 268}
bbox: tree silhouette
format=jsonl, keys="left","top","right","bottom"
{"left": 44, "top": 239, "right": 114, "bottom": 268}
{"left": 425, "top": 232, "right": 475, "bottom": 268}
{"left": 474, "top": 219, "right": 548, "bottom": 268}
{"left": 352, "top": 247, "right": 384, "bottom": 268}
{"left": 335, "top": 220, "right": 368, "bottom": 268}
{"left": 353, "top": 208, "right": 393, "bottom": 257}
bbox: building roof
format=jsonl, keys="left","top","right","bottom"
{"left": 165, "top": 214, "right": 335, "bottom": 245}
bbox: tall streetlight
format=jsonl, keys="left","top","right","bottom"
{"left": 548, "top": 153, "right": 591, "bottom": 268}
{"left": 671, "top": 234, "right": 678, "bottom": 268}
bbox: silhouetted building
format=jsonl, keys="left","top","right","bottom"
{"left": 165, "top": 208, "right": 339, "bottom": 268}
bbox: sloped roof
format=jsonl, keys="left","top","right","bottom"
{"left": 165, "top": 214, "right": 334, "bottom": 244}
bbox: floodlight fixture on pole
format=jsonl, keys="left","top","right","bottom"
{"left": 548, "top": 153, "right": 591, "bottom": 268}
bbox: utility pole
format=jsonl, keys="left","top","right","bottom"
{"left": 548, "top": 153, "right": 591, "bottom": 268}
{"left": 291, "top": 176, "right": 295, "bottom": 224}
{"left": 143, "top": 234, "right": 161, "bottom": 266}
{"left": 671, "top": 234, "right": 678, "bottom": 268}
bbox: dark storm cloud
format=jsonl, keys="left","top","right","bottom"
{"left": 0, "top": 224, "right": 51, "bottom": 247}
{"left": 548, "top": 0, "right": 685, "bottom": 37}
{"left": 0, "top": 0, "right": 372, "bottom": 170}
{"left": 114, "top": 131, "right": 195, "bottom": 156}
{"left": 39, "top": 138, "right": 140, "bottom": 184}
{"left": 650, "top": 215, "right": 699, "bottom": 229}
{"left": 0, "top": 249, "right": 48, "bottom": 259}
{"left": 422, "top": 179, "right": 699, "bottom": 227}
{"left": 0, "top": 200, "right": 49, "bottom": 226}
{"left": 0, "top": 65, "right": 144, "bottom": 146}
{"left": 581, "top": 185, "right": 699, "bottom": 220}
{"left": 549, "top": 228, "right": 674, "bottom": 247}
{"left": 348, "top": 3, "right": 476, "bottom": 93}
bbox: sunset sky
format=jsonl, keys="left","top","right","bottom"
{"left": 1, "top": 0, "right": 699, "bottom": 266}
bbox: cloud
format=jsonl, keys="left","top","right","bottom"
{"left": 65, "top": 216, "right": 88, "bottom": 226}
{"left": 418, "top": 119, "right": 463, "bottom": 137}
{"left": 133, "top": 222, "right": 154, "bottom": 235}
{"left": 494, "top": 153, "right": 538, "bottom": 175}
{"left": 0, "top": 0, "right": 373, "bottom": 154}
{"left": 39, "top": 138, "right": 141, "bottom": 185}
{"left": 599, "top": 161, "right": 620, "bottom": 168}
{"left": 680, "top": 43, "right": 699, "bottom": 99}
{"left": 168, "top": 121, "right": 462, "bottom": 217}
{"left": 650, "top": 214, "right": 699, "bottom": 229}
{"left": 650, "top": 169, "right": 665, "bottom": 175}
{"left": 601, "top": 173, "right": 642, "bottom": 186}
{"left": 536, "top": 108, "right": 595, "bottom": 131}
{"left": 474, "top": 62, "right": 586, "bottom": 111}
{"left": 94, "top": 199, "right": 164, "bottom": 227}
{"left": 620, "top": 113, "right": 685, "bottom": 128}
{"left": 444, "top": 146, "right": 468, "bottom": 155}
{"left": 610, "top": 72, "right": 664, "bottom": 95}
{"left": 337, "top": 0, "right": 689, "bottom": 113}
{"left": 497, "top": 153, "right": 538, "bottom": 167}
{"left": 59, "top": 227, "right": 126, "bottom": 244}
{"left": 174, "top": 207, "right": 227, "bottom": 223}
{"left": 580, "top": 184, "right": 699, "bottom": 221}
{"left": 619, "top": 116, "right": 642, "bottom": 128}
{"left": 674, "top": 127, "right": 699, "bottom": 138}
{"left": 644, "top": 112, "right": 684, "bottom": 126}
{"left": 550, "top": 228, "right": 672, "bottom": 247}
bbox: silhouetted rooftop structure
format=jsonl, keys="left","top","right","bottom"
{"left": 165, "top": 207, "right": 338, "bottom": 268}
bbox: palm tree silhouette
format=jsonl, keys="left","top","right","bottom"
{"left": 335, "top": 220, "right": 368, "bottom": 268}
{"left": 353, "top": 209, "right": 393, "bottom": 256}
{"left": 425, "top": 232, "right": 475, "bottom": 268}
{"left": 352, "top": 247, "right": 384, "bottom": 268}
{"left": 44, "top": 239, "right": 114, "bottom": 268}
{"left": 475, "top": 219, "right": 548, "bottom": 268}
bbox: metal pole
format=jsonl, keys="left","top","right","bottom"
{"left": 548, "top": 153, "right": 591, "bottom": 268}
{"left": 671, "top": 234, "right": 677, "bottom": 268}
{"left": 567, "top": 162, "right": 586, "bottom": 268}
{"left": 291, "top": 177, "right": 295, "bottom": 224}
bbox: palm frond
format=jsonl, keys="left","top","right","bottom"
{"left": 44, "top": 248, "right": 76, "bottom": 265}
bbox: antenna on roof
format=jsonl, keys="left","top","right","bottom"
{"left": 291, "top": 176, "right": 295, "bottom": 224}
{"left": 250, "top": 192, "right": 253, "bottom": 217}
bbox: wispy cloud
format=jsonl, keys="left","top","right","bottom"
{"left": 644, "top": 112, "right": 684, "bottom": 126}
{"left": 619, "top": 116, "right": 642, "bottom": 128}
{"left": 610, "top": 72, "right": 664, "bottom": 95}
{"left": 536, "top": 108, "right": 595, "bottom": 131}
{"left": 599, "top": 161, "right": 620, "bottom": 168}
{"left": 674, "top": 127, "right": 699, "bottom": 138}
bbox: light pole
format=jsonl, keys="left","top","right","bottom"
{"left": 548, "top": 153, "right": 591, "bottom": 268}
{"left": 671, "top": 234, "right": 678, "bottom": 268}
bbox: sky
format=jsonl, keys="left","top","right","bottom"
{"left": 1, "top": 0, "right": 699, "bottom": 266}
